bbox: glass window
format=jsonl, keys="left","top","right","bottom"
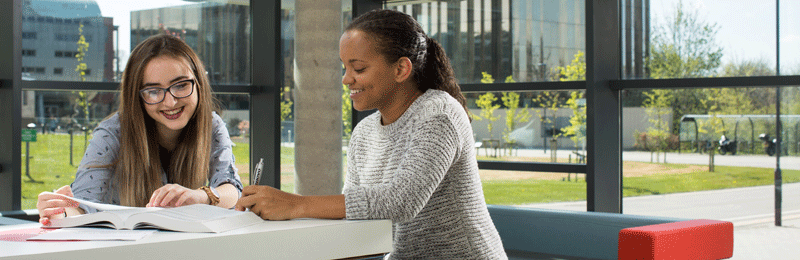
{"left": 625, "top": 0, "right": 787, "bottom": 79}
{"left": 19, "top": 90, "right": 119, "bottom": 210}
{"left": 281, "top": 0, "right": 295, "bottom": 193}
{"left": 466, "top": 90, "right": 586, "bottom": 163}
{"left": 17, "top": 0, "right": 255, "bottom": 210}
{"left": 216, "top": 93, "right": 251, "bottom": 186}
{"left": 462, "top": 89, "right": 586, "bottom": 208}
{"left": 21, "top": 0, "right": 251, "bottom": 84}
{"left": 388, "top": 0, "right": 586, "bottom": 84}
{"left": 22, "top": 31, "right": 37, "bottom": 39}
{"left": 481, "top": 169, "right": 586, "bottom": 209}
{"left": 621, "top": 87, "right": 800, "bottom": 220}
{"left": 19, "top": 91, "right": 251, "bottom": 210}
{"left": 781, "top": 1, "right": 800, "bottom": 75}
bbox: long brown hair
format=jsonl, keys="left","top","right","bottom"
{"left": 346, "top": 9, "right": 470, "bottom": 120}
{"left": 116, "top": 34, "right": 218, "bottom": 207}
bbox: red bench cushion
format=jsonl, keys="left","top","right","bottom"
{"left": 618, "top": 219, "right": 733, "bottom": 260}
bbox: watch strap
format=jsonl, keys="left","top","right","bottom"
{"left": 199, "top": 186, "right": 220, "bottom": 206}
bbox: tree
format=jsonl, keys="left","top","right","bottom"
{"left": 280, "top": 86, "right": 293, "bottom": 143}
{"left": 341, "top": 83, "right": 352, "bottom": 140}
{"left": 556, "top": 51, "right": 586, "bottom": 81}
{"left": 473, "top": 73, "right": 502, "bottom": 145}
{"left": 554, "top": 52, "right": 587, "bottom": 153}
{"left": 474, "top": 91, "right": 501, "bottom": 141}
{"left": 647, "top": 0, "right": 723, "bottom": 79}
{"left": 562, "top": 91, "right": 586, "bottom": 152}
{"left": 697, "top": 88, "right": 726, "bottom": 172}
{"left": 73, "top": 22, "right": 93, "bottom": 160}
{"left": 721, "top": 58, "right": 775, "bottom": 121}
{"left": 280, "top": 86, "right": 293, "bottom": 123}
{"left": 500, "top": 75, "right": 531, "bottom": 156}
{"left": 74, "top": 22, "right": 91, "bottom": 123}
{"left": 722, "top": 58, "right": 774, "bottom": 77}
{"left": 645, "top": 0, "right": 724, "bottom": 149}
{"left": 642, "top": 89, "right": 674, "bottom": 163}
{"left": 532, "top": 90, "right": 565, "bottom": 162}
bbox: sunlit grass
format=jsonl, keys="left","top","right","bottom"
{"left": 483, "top": 165, "right": 800, "bottom": 205}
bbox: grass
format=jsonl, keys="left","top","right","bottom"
{"left": 483, "top": 165, "right": 800, "bottom": 205}
{"left": 623, "top": 166, "right": 800, "bottom": 196}
{"left": 18, "top": 134, "right": 800, "bottom": 209}
{"left": 20, "top": 134, "right": 87, "bottom": 209}
{"left": 482, "top": 179, "right": 586, "bottom": 205}
{"left": 19, "top": 134, "right": 288, "bottom": 208}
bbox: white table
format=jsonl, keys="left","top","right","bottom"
{"left": 0, "top": 219, "right": 392, "bottom": 260}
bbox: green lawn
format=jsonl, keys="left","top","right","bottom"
{"left": 483, "top": 166, "right": 800, "bottom": 205}
{"left": 19, "top": 134, "right": 291, "bottom": 208}
{"left": 19, "top": 134, "right": 800, "bottom": 209}
{"left": 20, "top": 134, "right": 87, "bottom": 209}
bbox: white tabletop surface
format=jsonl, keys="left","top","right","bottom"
{"left": 0, "top": 218, "right": 392, "bottom": 260}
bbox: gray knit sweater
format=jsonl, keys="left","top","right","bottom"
{"left": 343, "top": 89, "right": 507, "bottom": 259}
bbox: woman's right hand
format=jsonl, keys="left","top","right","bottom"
{"left": 37, "top": 185, "right": 80, "bottom": 226}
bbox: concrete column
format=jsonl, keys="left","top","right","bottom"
{"left": 293, "top": 0, "right": 343, "bottom": 195}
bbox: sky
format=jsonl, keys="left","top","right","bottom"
{"left": 651, "top": 0, "right": 800, "bottom": 74}
{"left": 95, "top": 0, "right": 800, "bottom": 75}
{"left": 95, "top": 0, "right": 196, "bottom": 68}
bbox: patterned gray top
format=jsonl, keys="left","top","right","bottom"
{"left": 343, "top": 90, "right": 507, "bottom": 259}
{"left": 70, "top": 112, "right": 243, "bottom": 213}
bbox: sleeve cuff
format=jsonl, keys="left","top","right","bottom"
{"left": 344, "top": 187, "right": 370, "bottom": 219}
{"left": 78, "top": 204, "right": 98, "bottom": 214}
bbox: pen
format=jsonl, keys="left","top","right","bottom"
{"left": 251, "top": 158, "right": 264, "bottom": 186}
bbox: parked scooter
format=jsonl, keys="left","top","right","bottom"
{"left": 718, "top": 135, "right": 737, "bottom": 155}
{"left": 758, "top": 133, "right": 777, "bottom": 156}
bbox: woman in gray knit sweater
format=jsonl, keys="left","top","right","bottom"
{"left": 236, "top": 9, "right": 506, "bottom": 259}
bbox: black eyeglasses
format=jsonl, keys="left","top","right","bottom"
{"left": 139, "top": 79, "right": 196, "bottom": 105}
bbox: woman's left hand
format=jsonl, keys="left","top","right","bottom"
{"left": 147, "top": 184, "right": 208, "bottom": 207}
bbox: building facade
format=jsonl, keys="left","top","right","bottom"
{"left": 20, "top": 0, "right": 115, "bottom": 131}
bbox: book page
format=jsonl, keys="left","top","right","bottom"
{"left": 142, "top": 204, "right": 241, "bottom": 222}
{"left": 126, "top": 204, "right": 262, "bottom": 233}
{"left": 49, "top": 206, "right": 161, "bottom": 229}
{"left": 40, "top": 192, "right": 137, "bottom": 211}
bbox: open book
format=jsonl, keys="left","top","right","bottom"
{"left": 43, "top": 192, "right": 263, "bottom": 233}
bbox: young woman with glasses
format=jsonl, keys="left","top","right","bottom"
{"left": 37, "top": 34, "right": 243, "bottom": 225}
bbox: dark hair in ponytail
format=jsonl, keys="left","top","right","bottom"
{"left": 346, "top": 9, "right": 470, "bottom": 120}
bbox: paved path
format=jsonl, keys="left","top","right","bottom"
{"left": 622, "top": 151, "right": 800, "bottom": 170}
{"left": 510, "top": 148, "right": 800, "bottom": 170}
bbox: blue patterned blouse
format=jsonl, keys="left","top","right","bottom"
{"left": 70, "top": 112, "right": 243, "bottom": 213}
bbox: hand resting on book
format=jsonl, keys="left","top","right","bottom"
{"left": 37, "top": 185, "right": 82, "bottom": 226}
{"left": 147, "top": 183, "right": 209, "bottom": 208}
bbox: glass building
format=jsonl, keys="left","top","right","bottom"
{"left": 20, "top": 0, "right": 116, "bottom": 134}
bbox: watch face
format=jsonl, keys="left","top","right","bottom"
{"left": 209, "top": 186, "right": 220, "bottom": 198}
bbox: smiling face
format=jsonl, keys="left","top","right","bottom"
{"left": 141, "top": 56, "right": 199, "bottom": 138}
{"left": 340, "top": 30, "right": 404, "bottom": 112}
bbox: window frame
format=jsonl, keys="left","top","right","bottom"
{"left": 0, "top": 0, "right": 282, "bottom": 211}
{"left": 371, "top": 0, "right": 798, "bottom": 213}
{"left": 2, "top": 0, "right": 796, "bottom": 214}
